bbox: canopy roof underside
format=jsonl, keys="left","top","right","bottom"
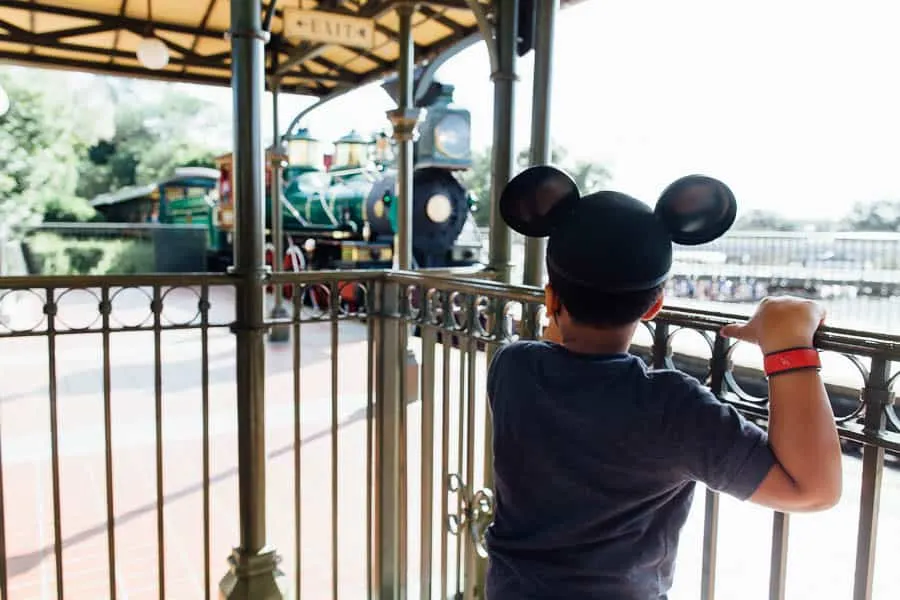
{"left": 0, "top": 0, "right": 508, "bottom": 96}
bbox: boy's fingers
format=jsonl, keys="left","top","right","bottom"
{"left": 719, "top": 323, "right": 745, "bottom": 339}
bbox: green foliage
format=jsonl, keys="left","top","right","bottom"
{"left": 0, "top": 69, "right": 224, "bottom": 233}
{"left": 460, "top": 142, "right": 612, "bottom": 228}
{"left": 0, "top": 71, "right": 101, "bottom": 235}
{"left": 25, "top": 233, "right": 155, "bottom": 275}
{"left": 734, "top": 209, "right": 800, "bottom": 231}
{"left": 842, "top": 200, "right": 900, "bottom": 232}
{"left": 76, "top": 81, "right": 226, "bottom": 199}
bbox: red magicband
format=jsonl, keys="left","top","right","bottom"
{"left": 763, "top": 347, "right": 821, "bottom": 377}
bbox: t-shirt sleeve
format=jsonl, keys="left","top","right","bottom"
{"left": 486, "top": 341, "right": 515, "bottom": 410}
{"left": 666, "top": 376, "right": 776, "bottom": 500}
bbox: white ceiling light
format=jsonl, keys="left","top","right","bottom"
{"left": 0, "top": 84, "right": 9, "bottom": 117}
{"left": 137, "top": 0, "right": 169, "bottom": 70}
{"left": 137, "top": 37, "right": 170, "bottom": 70}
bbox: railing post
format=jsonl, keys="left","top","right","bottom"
{"left": 852, "top": 357, "right": 891, "bottom": 600}
{"left": 699, "top": 333, "right": 729, "bottom": 600}
{"left": 376, "top": 279, "right": 409, "bottom": 600}
{"left": 219, "top": 0, "right": 287, "bottom": 597}
{"left": 386, "top": 0, "right": 423, "bottom": 407}
{"left": 651, "top": 321, "right": 669, "bottom": 369}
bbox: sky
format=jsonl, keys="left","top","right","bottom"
{"left": 22, "top": 0, "right": 900, "bottom": 221}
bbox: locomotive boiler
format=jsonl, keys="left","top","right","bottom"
{"left": 211, "top": 75, "right": 483, "bottom": 272}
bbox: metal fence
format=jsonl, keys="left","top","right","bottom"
{"left": 0, "top": 270, "right": 897, "bottom": 599}
{"left": 503, "top": 231, "right": 900, "bottom": 334}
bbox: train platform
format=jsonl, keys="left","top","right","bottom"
{"left": 0, "top": 287, "right": 898, "bottom": 600}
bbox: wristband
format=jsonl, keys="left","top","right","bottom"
{"left": 763, "top": 347, "right": 821, "bottom": 378}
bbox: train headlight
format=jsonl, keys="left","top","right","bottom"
{"left": 433, "top": 113, "right": 470, "bottom": 159}
{"left": 426, "top": 194, "right": 453, "bottom": 224}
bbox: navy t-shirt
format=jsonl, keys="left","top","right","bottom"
{"left": 485, "top": 340, "right": 775, "bottom": 600}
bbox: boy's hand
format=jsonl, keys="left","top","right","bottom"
{"left": 720, "top": 296, "right": 826, "bottom": 353}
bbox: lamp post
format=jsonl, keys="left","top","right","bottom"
{"left": 268, "top": 82, "right": 290, "bottom": 343}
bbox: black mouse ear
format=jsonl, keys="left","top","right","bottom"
{"left": 499, "top": 165, "right": 580, "bottom": 237}
{"left": 654, "top": 175, "right": 737, "bottom": 245}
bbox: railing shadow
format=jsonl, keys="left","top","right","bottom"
{"left": 5, "top": 405, "right": 369, "bottom": 578}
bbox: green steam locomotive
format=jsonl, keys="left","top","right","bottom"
{"left": 91, "top": 77, "right": 484, "bottom": 273}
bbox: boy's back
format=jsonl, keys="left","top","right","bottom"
{"left": 485, "top": 340, "right": 774, "bottom": 600}
{"left": 485, "top": 164, "right": 842, "bottom": 598}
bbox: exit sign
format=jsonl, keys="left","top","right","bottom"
{"left": 283, "top": 8, "right": 375, "bottom": 50}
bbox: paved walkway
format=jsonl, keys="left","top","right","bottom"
{"left": 0, "top": 287, "right": 897, "bottom": 599}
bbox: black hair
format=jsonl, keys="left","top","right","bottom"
{"left": 547, "top": 262, "right": 664, "bottom": 328}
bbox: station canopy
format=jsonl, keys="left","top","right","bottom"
{"left": 0, "top": 0, "right": 578, "bottom": 97}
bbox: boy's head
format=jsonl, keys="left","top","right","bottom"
{"left": 500, "top": 165, "right": 737, "bottom": 332}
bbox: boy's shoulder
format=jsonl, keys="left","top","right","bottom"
{"left": 487, "top": 339, "right": 548, "bottom": 381}
{"left": 490, "top": 339, "right": 548, "bottom": 361}
{"left": 488, "top": 340, "right": 712, "bottom": 400}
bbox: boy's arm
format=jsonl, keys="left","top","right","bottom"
{"left": 746, "top": 362, "right": 841, "bottom": 511}
{"left": 721, "top": 297, "right": 842, "bottom": 512}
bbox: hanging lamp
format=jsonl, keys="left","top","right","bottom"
{"left": 136, "top": 0, "right": 170, "bottom": 70}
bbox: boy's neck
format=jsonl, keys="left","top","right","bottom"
{"left": 560, "top": 323, "right": 635, "bottom": 356}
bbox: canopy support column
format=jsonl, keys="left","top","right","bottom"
{"left": 380, "top": 4, "right": 421, "bottom": 599}
{"left": 523, "top": 0, "right": 558, "bottom": 288}
{"left": 488, "top": 0, "right": 520, "bottom": 284}
{"left": 387, "top": 1, "right": 422, "bottom": 271}
{"left": 219, "top": 0, "right": 287, "bottom": 597}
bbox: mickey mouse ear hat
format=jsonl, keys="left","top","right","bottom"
{"left": 499, "top": 165, "right": 737, "bottom": 292}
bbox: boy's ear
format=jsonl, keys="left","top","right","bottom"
{"left": 641, "top": 291, "right": 665, "bottom": 322}
{"left": 544, "top": 283, "right": 560, "bottom": 316}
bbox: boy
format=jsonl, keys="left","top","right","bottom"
{"left": 485, "top": 167, "right": 842, "bottom": 599}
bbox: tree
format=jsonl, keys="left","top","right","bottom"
{"left": 0, "top": 70, "right": 106, "bottom": 234}
{"left": 460, "top": 142, "right": 612, "bottom": 228}
{"left": 843, "top": 200, "right": 900, "bottom": 232}
{"left": 733, "top": 209, "right": 799, "bottom": 232}
{"left": 76, "top": 81, "right": 223, "bottom": 200}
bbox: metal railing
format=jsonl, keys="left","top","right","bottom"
{"left": 504, "top": 231, "right": 900, "bottom": 334}
{"left": 0, "top": 270, "right": 896, "bottom": 599}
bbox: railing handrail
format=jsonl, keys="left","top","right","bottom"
{"left": 0, "top": 272, "right": 235, "bottom": 288}
{"left": 2, "top": 267, "right": 897, "bottom": 356}
{"left": 384, "top": 270, "right": 900, "bottom": 357}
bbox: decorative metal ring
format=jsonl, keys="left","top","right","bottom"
{"left": 0, "top": 288, "right": 47, "bottom": 334}
{"left": 160, "top": 286, "right": 202, "bottom": 327}
{"left": 109, "top": 286, "right": 154, "bottom": 329}
{"left": 54, "top": 288, "right": 102, "bottom": 331}
{"left": 723, "top": 340, "right": 768, "bottom": 405}
{"left": 665, "top": 326, "right": 714, "bottom": 381}
{"left": 300, "top": 283, "right": 332, "bottom": 320}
